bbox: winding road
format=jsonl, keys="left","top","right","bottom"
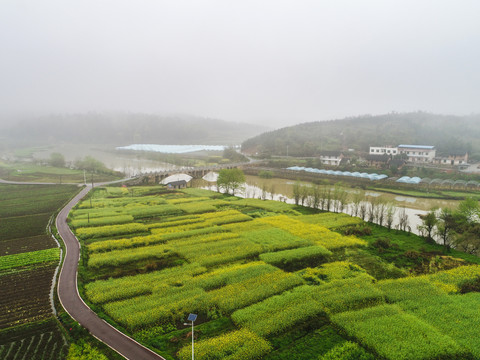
{"left": 55, "top": 184, "right": 166, "bottom": 360}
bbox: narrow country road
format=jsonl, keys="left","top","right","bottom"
{"left": 56, "top": 185, "right": 166, "bottom": 360}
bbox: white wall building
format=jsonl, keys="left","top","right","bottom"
{"left": 369, "top": 146, "right": 398, "bottom": 155}
{"left": 397, "top": 145, "right": 436, "bottom": 163}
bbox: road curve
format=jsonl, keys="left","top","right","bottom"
{"left": 56, "top": 185, "right": 166, "bottom": 360}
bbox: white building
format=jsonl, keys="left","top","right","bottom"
{"left": 319, "top": 151, "right": 346, "bottom": 166}
{"left": 369, "top": 146, "right": 398, "bottom": 156}
{"left": 397, "top": 145, "right": 436, "bottom": 163}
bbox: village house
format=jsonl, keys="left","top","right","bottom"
{"left": 365, "top": 154, "right": 391, "bottom": 168}
{"left": 397, "top": 145, "right": 436, "bottom": 163}
{"left": 433, "top": 152, "right": 469, "bottom": 166}
{"left": 318, "top": 151, "right": 347, "bottom": 166}
{"left": 369, "top": 146, "right": 398, "bottom": 156}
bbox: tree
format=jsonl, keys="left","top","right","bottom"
{"left": 385, "top": 203, "right": 396, "bottom": 230}
{"left": 75, "top": 156, "right": 108, "bottom": 173}
{"left": 436, "top": 208, "right": 455, "bottom": 250}
{"left": 397, "top": 207, "right": 410, "bottom": 232}
{"left": 49, "top": 152, "right": 65, "bottom": 167}
{"left": 311, "top": 185, "right": 321, "bottom": 209}
{"left": 458, "top": 197, "right": 480, "bottom": 223}
{"left": 216, "top": 168, "right": 245, "bottom": 195}
{"left": 292, "top": 181, "right": 302, "bottom": 205}
{"left": 417, "top": 209, "right": 438, "bottom": 243}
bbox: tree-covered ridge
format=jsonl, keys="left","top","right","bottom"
{"left": 2, "top": 112, "right": 268, "bottom": 147}
{"left": 242, "top": 112, "right": 480, "bottom": 159}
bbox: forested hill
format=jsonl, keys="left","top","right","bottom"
{"left": 2, "top": 113, "right": 268, "bottom": 147}
{"left": 242, "top": 112, "right": 480, "bottom": 159}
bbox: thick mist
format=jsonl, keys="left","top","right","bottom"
{"left": 1, "top": 0, "right": 479, "bottom": 127}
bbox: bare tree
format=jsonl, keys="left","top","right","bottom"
{"left": 350, "top": 192, "right": 363, "bottom": 217}
{"left": 376, "top": 200, "right": 387, "bottom": 227}
{"left": 359, "top": 201, "right": 367, "bottom": 220}
{"left": 261, "top": 183, "right": 267, "bottom": 200}
{"left": 367, "top": 196, "right": 377, "bottom": 223}
{"left": 270, "top": 184, "right": 276, "bottom": 200}
{"left": 397, "top": 207, "right": 410, "bottom": 232}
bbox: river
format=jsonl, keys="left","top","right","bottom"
{"left": 194, "top": 174, "right": 463, "bottom": 236}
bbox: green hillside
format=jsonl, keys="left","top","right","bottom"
{"left": 242, "top": 112, "right": 480, "bottom": 159}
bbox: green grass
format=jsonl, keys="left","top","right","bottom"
{"left": 0, "top": 161, "right": 121, "bottom": 183}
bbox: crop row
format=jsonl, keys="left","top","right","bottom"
{"left": 88, "top": 225, "right": 228, "bottom": 253}
{"left": 399, "top": 293, "right": 480, "bottom": 358}
{"left": 76, "top": 223, "right": 148, "bottom": 240}
{"left": 332, "top": 304, "right": 468, "bottom": 360}
{"left": 0, "top": 319, "right": 68, "bottom": 360}
{"left": 76, "top": 194, "right": 167, "bottom": 209}
{"left": 0, "top": 213, "right": 52, "bottom": 242}
{"left": 100, "top": 268, "right": 301, "bottom": 328}
{"left": 88, "top": 243, "right": 172, "bottom": 268}
{"left": 258, "top": 215, "right": 366, "bottom": 250}
{"left": 240, "top": 227, "right": 313, "bottom": 252}
{"left": 85, "top": 262, "right": 277, "bottom": 304}
{"left": 231, "top": 285, "right": 326, "bottom": 336}
{"left": 0, "top": 265, "right": 57, "bottom": 329}
{"left": 231, "top": 198, "right": 301, "bottom": 214}
{"left": 299, "top": 213, "right": 363, "bottom": 229}
{"left": 70, "top": 214, "right": 134, "bottom": 228}
{"left": 177, "top": 329, "right": 271, "bottom": 360}
{"left": 0, "top": 248, "right": 59, "bottom": 271}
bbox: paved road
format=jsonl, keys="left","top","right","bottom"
{"left": 56, "top": 185, "right": 166, "bottom": 360}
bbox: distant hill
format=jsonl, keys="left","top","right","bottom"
{"left": 242, "top": 112, "right": 480, "bottom": 159}
{"left": 2, "top": 113, "right": 268, "bottom": 147}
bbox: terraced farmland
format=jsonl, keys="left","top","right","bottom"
{"left": 71, "top": 185, "right": 480, "bottom": 360}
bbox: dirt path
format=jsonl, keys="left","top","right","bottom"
{"left": 56, "top": 185, "right": 166, "bottom": 360}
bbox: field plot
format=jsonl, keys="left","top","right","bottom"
{"left": 72, "top": 186, "right": 480, "bottom": 360}
{"left": 0, "top": 184, "right": 79, "bottom": 359}
{"left": 0, "top": 319, "right": 68, "bottom": 360}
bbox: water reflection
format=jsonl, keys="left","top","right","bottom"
{"left": 194, "top": 176, "right": 451, "bottom": 237}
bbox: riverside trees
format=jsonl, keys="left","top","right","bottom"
{"left": 217, "top": 168, "right": 246, "bottom": 195}
{"left": 418, "top": 198, "right": 480, "bottom": 254}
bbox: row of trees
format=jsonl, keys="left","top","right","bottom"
{"left": 291, "top": 182, "right": 408, "bottom": 231}
{"left": 215, "top": 170, "right": 480, "bottom": 255}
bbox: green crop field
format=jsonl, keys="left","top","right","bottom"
{"left": 71, "top": 185, "right": 480, "bottom": 360}
{"left": 0, "top": 183, "right": 82, "bottom": 360}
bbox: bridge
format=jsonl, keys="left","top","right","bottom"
{"left": 135, "top": 162, "right": 250, "bottom": 184}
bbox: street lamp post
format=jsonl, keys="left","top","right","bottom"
{"left": 184, "top": 313, "right": 197, "bottom": 360}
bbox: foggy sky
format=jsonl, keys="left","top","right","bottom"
{"left": 1, "top": 0, "right": 479, "bottom": 127}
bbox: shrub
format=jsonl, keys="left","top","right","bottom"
{"left": 460, "top": 276, "right": 480, "bottom": 294}
{"left": 259, "top": 246, "right": 332, "bottom": 271}
{"left": 342, "top": 224, "right": 372, "bottom": 236}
